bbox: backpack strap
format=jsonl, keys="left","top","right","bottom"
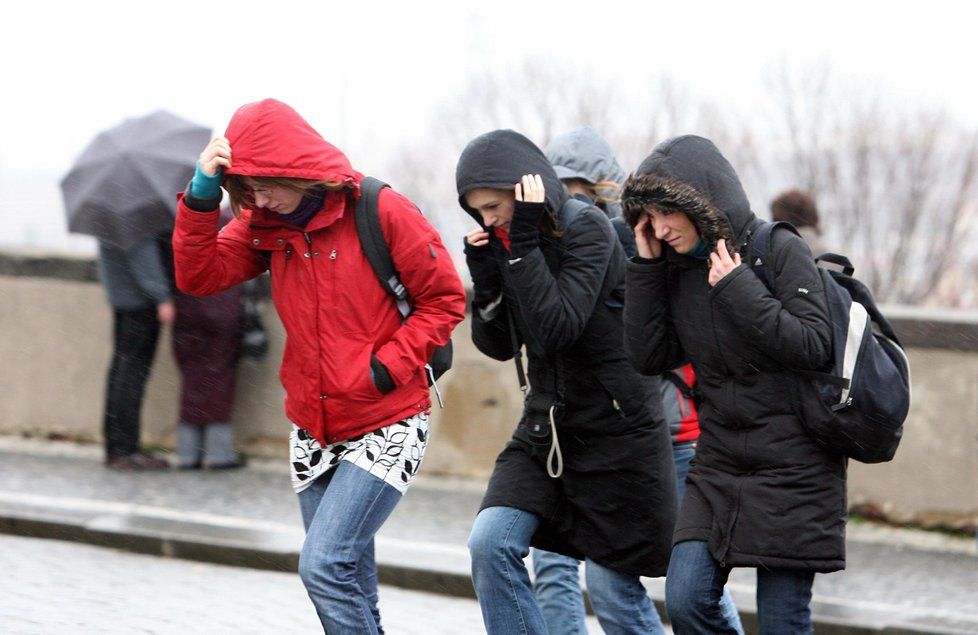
{"left": 354, "top": 176, "right": 411, "bottom": 319}
{"left": 662, "top": 369, "right": 696, "bottom": 401}
{"left": 558, "top": 197, "right": 591, "bottom": 230}
{"left": 610, "top": 216, "right": 637, "bottom": 259}
{"left": 747, "top": 220, "right": 799, "bottom": 294}
{"left": 815, "top": 253, "right": 855, "bottom": 277}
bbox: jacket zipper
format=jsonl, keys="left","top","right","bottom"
{"left": 302, "top": 232, "right": 327, "bottom": 435}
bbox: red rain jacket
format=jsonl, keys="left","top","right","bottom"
{"left": 173, "top": 99, "right": 465, "bottom": 444}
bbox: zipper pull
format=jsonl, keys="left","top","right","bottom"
{"left": 330, "top": 249, "right": 337, "bottom": 260}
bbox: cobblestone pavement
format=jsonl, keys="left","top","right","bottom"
{"left": 0, "top": 534, "right": 611, "bottom": 634}
{"left": 1, "top": 441, "right": 975, "bottom": 632}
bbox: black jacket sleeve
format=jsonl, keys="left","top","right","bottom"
{"left": 471, "top": 295, "right": 517, "bottom": 361}
{"left": 710, "top": 228, "right": 831, "bottom": 370}
{"left": 623, "top": 257, "right": 687, "bottom": 374}
{"left": 504, "top": 210, "right": 612, "bottom": 357}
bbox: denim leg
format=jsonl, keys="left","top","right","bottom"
{"left": 531, "top": 548, "right": 586, "bottom": 635}
{"left": 718, "top": 586, "right": 744, "bottom": 634}
{"left": 468, "top": 506, "right": 547, "bottom": 635}
{"left": 296, "top": 462, "right": 402, "bottom": 635}
{"left": 672, "top": 445, "right": 743, "bottom": 632}
{"left": 665, "top": 541, "right": 743, "bottom": 634}
{"left": 756, "top": 568, "right": 815, "bottom": 635}
{"left": 585, "top": 558, "right": 665, "bottom": 635}
{"left": 672, "top": 441, "right": 696, "bottom": 504}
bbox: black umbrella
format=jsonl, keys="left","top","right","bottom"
{"left": 61, "top": 110, "right": 211, "bottom": 250}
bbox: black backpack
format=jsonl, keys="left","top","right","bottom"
{"left": 354, "top": 177, "right": 453, "bottom": 401}
{"left": 747, "top": 221, "right": 911, "bottom": 463}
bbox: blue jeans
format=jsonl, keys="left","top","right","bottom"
{"left": 532, "top": 549, "right": 586, "bottom": 635}
{"left": 672, "top": 441, "right": 696, "bottom": 502}
{"left": 673, "top": 442, "right": 743, "bottom": 632}
{"left": 585, "top": 558, "right": 665, "bottom": 634}
{"left": 532, "top": 549, "right": 665, "bottom": 635}
{"left": 666, "top": 540, "right": 814, "bottom": 635}
{"left": 472, "top": 507, "right": 663, "bottom": 635}
{"left": 530, "top": 443, "right": 742, "bottom": 633}
{"left": 296, "top": 462, "right": 402, "bottom": 634}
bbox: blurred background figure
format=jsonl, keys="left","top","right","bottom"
{"left": 95, "top": 235, "right": 175, "bottom": 470}
{"left": 60, "top": 111, "right": 211, "bottom": 470}
{"left": 171, "top": 204, "right": 249, "bottom": 470}
{"left": 770, "top": 188, "right": 828, "bottom": 256}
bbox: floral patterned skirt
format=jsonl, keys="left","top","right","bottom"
{"left": 290, "top": 411, "right": 430, "bottom": 494}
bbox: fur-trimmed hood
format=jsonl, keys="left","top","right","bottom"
{"left": 622, "top": 135, "right": 756, "bottom": 253}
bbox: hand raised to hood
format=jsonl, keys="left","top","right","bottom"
{"left": 514, "top": 173, "right": 545, "bottom": 204}
{"left": 199, "top": 137, "right": 232, "bottom": 177}
{"left": 509, "top": 174, "right": 546, "bottom": 259}
{"left": 708, "top": 239, "right": 742, "bottom": 286}
{"left": 633, "top": 213, "right": 663, "bottom": 260}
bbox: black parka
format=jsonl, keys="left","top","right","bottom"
{"left": 622, "top": 135, "right": 847, "bottom": 573}
{"left": 457, "top": 130, "right": 677, "bottom": 577}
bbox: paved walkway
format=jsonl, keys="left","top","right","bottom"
{"left": 1, "top": 438, "right": 976, "bottom": 633}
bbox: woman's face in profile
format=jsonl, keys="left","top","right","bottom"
{"left": 647, "top": 208, "right": 700, "bottom": 254}
{"left": 466, "top": 188, "right": 516, "bottom": 232}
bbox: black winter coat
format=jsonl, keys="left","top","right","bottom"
{"left": 622, "top": 135, "right": 847, "bottom": 573}
{"left": 456, "top": 130, "right": 677, "bottom": 577}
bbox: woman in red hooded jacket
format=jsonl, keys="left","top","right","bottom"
{"left": 172, "top": 99, "right": 465, "bottom": 633}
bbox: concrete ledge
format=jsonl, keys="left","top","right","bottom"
{"left": 0, "top": 495, "right": 973, "bottom": 635}
{"left": 0, "top": 248, "right": 96, "bottom": 282}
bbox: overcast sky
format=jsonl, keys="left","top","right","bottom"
{"left": 1, "top": 0, "right": 975, "bottom": 250}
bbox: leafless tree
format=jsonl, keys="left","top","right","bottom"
{"left": 383, "top": 59, "right": 757, "bottom": 273}
{"left": 764, "top": 63, "right": 978, "bottom": 305}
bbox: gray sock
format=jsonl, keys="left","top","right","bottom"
{"left": 177, "top": 422, "right": 205, "bottom": 468}
{"left": 203, "top": 422, "right": 238, "bottom": 467}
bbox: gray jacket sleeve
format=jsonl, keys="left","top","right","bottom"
{"left": 125, "top": 237, "right": 172, "bottom": 305}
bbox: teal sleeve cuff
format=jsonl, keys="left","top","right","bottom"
{"left": 189, "top": 161, "right": 223, "bottom": 200}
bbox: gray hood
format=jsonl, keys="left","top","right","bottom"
{"left": 456, "top": 129, "right": 567, "bottom": 227}
{"left": 546, "top": 127, "right": 625, "bottom": 218}
{"left": 622, "top": 135, "right": 757, "bottom": 251}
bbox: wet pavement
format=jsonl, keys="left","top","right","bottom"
{"left": 1, "top": 439, "right": 976, "bottom": 633}
{"left": 0, "top": 533, "right": 519, "bottom": 634}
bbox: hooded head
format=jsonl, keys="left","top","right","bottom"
{"left": 545, "top": 127, "right": 625, "bottom": 218}
{"left": 221, "top": 99, "right": 363, "bottom": 217}
{"left": 622, "top": 135, "right": 755, "bottom": 254}
{"left": 456, "top": 129, "right": 566, "bottom": 232}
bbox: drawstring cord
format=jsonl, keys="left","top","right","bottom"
{"left": 547, "top": 405, "right": 563, "bottom": 478}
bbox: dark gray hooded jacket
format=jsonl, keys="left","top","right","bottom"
{"left": 456, "top": 129, "right": 677, "bottom": 577}
{"left": 545, "top": 126, "right": 625, "bottom": 219}
{"left": 621, "top": 135, "right": 846, "bottom": 572}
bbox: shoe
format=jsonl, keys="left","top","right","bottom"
{"left": 204, "top": 454, "right": 247, "bottom": 470}
{"left": 106, "top": 451, "right": 169, "bottom": 471}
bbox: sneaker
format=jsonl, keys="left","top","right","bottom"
{"left": 204, "top": 454, "right": 247, "bottom": 470}
{"left": 106, "top": 451, "right": 169, "bottom": 471}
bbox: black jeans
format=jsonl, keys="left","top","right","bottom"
{"left": 103, "top": 307, "right": 160, "bottom": 457}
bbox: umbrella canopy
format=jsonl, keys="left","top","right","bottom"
{"left": 61, "top": 110, "right": 211, "bottom": 250}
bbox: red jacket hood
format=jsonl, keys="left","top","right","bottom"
{"left": 224, "top": 99, "right": 362, "bottom": 188}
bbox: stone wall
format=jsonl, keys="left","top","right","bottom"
{"left": 1, "top": 250, "right": 975, "bottom": 525}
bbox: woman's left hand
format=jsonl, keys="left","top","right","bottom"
{"left": 515, "top": 174, "right": 545, "bottom": 204}
{"left": 708, "top": 239, "right": 742, "bottom": 286}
